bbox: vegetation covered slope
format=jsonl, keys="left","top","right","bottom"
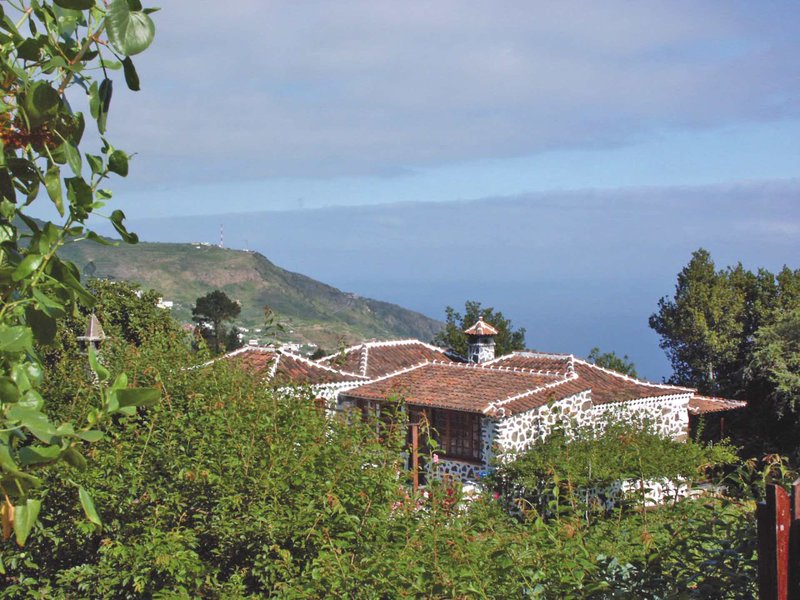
{"left": 58, "top": 239, "right": 442, "bottom": 349}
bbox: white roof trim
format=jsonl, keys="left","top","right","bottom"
{"left": 317, "top": 338, "right": 450, "bottom": 364}
{"left": 483, "top": 371, "right": 581, "bottom": 415}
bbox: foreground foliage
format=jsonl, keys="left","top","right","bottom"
{"left": 1, "top": 0, "right": 158, "bottom": 542}
{"left": 0, "top": 320, "right": 765, "bottom": 597}
{"left": 491, "top": 420, "right": 737, "bottom": 516}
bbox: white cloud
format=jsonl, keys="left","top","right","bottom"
{"left": 107, "top": 1, "right": 800, "bottom": 182}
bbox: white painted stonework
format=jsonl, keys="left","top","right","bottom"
{"left": 426, "top": 390, "right": 691, "bottom": 484}
{"left": 468, "top": 340, "right": 495, "bottom": 364}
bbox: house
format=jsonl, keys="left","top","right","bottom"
{"left": 223, "top": 319, "right": 745, "bottom": 483}
{"left": 221, "top": 346, "right": 368, "bottom": 402}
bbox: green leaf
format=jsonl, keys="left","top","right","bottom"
{"left": 116, "top": 387, "right": 160, "bottom": 409}
{"left": 78, "top": 487, "right": 102, "bottom": 530}
{"left": 0, "top": 377, "right": 20, "bottom": 403}
{"left": 0, "top": 169, "right": 16, "bottom": 203}
{"left": 32, "top": 289, "right": 66, "bottom": 319}
{"left": 107, "top": 0, "right": 155, "bottom": 56}
{"left": 53, "top": 0, "right": 95, "bottom": 9}
{"left": 62, "top": 447, "right": 87, "bottom": 470}
{"left": 12, "top": 254, "right": 43, "bottom": 281}
{"left": 122, "top": 56, "right": 140, "bottom": 91}
{"left": 16, "top": 37, "right": 44, "bottom": 61}
{"left": 97, "top": 78, "right": 112, "bottom": 134}
{"left": 21, "top": 81, "right": 62, "bottom": 129}
{"left": 0, "top": 325, "right": 33, "bottom": 353}
{"left": 65, "top": 176, "right": 92, "bottom": 216}
{"left": 86, "top": 153, "right": 103, "bottom": 175}
{"left": 18, "top": 445, "right": 61, "bottom": 466}
{"left": 44, "top": 165, "right": 64, "bottom": 216}
{"left": 87, "top": 345, "right": 110, "bottom": 382}
{"left": 110, "top": 209, "right": 138, "bottom": 243}
{"left": 25, "top": 306, "right": 57, "bottom": 345}
{"left": 7, "top": 405, "right": 57, "bottom": 443}
{"left": 63, "top": 142, "right": 82, "bottom": 177}
{"left": 77, "top": 430, "right": 104, "bottom": 443}
{"left": 13, "top": 498, "right": 41, "bottom": 546}
{"left": 108, "top": 150, "right": 128, "bottom": 176}
{"left": 86, "top": 231, "right": 115, "bottom": 246}
{"left": 88, "top": 80, "right": 99, "bottom": 119}
{"left": 0, "top": 434, "right": 19, "bottom": 472}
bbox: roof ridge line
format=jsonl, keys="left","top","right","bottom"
{"left": 196, "top": 345, "right": 276, "bottom": 369}
{"left": 515, "top": 351, "right": 574, "bottom": 359}
{"left": 433, "top": 360, "right": 564, "bottom": 377}
{"left": 573, "top": 357, "right": 694, "bottom": 392}
{"left": 316, "top": 342, "right": 366, "bottom": 363}
{"left": 364, "top": 339, "right": 446, "bottom": 352}
{"left": 268, "top": 352, "right": 281, "bottom": 379}
{"left": 483, "top": 372, "right": 580, "bottom": 415}
{"left": 360, "top": 345, "right": 370, "bottom": 377}
{"left": 278, "top": 350, "right": 368, "bottom": 379}
{"left": 354, "top": 360, "right": 431, "bottom": 386}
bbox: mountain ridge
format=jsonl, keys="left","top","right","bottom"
{"left": 58, "top": 239, "right": 443, "bottom": 351}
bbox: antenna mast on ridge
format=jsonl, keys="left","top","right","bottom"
{"left": 219, "top": 224, "right": 224, "bottom": 248}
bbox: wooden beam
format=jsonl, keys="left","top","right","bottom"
{"left": 410, "top": 423, "right": 419, "bottom": 493}
{"left": 790, "top": 479, "right": 800, "bottom": 600}
{"left": 758, "top": 484, "right": 791, "bottom": 600}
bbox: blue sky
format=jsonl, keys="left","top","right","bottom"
{"left": 55, "top": 0, "right": 799, "bottom": 220}
{"left": 53, "top": 1, "right": 800, "bottom": 378}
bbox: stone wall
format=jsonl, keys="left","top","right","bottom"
{"left": 494, "top": 391, "right": 593, "bottom": 456}
{"left": 589, "top": 394, "right": 689, "bottom": 441}
{"left": 493, "top": 391, "right": 691, "bottom": 462}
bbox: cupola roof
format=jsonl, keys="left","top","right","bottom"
{"left": 464, "top": 317, "right": 498, "bottom": 336}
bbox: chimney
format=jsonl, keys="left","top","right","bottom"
{"left": 464, "top": 317, "right": 498, "bottom": 363}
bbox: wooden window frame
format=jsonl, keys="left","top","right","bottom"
{"left": 431, "top": 408, "right": 482, "bottom": 463}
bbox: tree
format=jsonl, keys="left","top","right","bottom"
{"left": 649, "top": 250, "right": 750, "bottom": 394}
{"left": 433, "top": 300, "right": 526, "bottom": 357}
{"left": 747, "top": 308, "right": 800, "bottom": 422}
{"left": 0, "top": 0, "right": 158, "bottom": 543}
{"left": 651, "top": 249, "right": 800, "bottom": 453}
{"left": 192, "top": 290, "right": 241, "bottom": 354}
{"left": 587, "top": 347, "right": 638, "bottom": 377}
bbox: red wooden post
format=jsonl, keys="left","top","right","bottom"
{"left": 758, "top": 484, "right": 792, "bottom": 600}
{"left": 410, "top": 423, "right": 419, "bottom": 493}
{"left": 790, "top": 479, "right": 800, "bottom": 600}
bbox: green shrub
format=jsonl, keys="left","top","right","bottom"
{"left": 490, "top": 419, "right": 738, "bottom": 516}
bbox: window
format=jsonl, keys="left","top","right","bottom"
{"left": 431, "top": 409, "right": 481, "bottom": 462}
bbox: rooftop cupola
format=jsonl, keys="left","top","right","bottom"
{"left": 77, "top": 314, "right": 106, "bottom": 353}
{"left": 464, "top": 317, "right": 498, "bottom": 364}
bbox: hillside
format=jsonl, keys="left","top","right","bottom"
{"left": 58, "top": 239, "right": 442, "bottom": 351}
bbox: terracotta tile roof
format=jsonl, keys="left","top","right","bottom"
{"left": 486, "top": 352, "right": 573, "bottom": 375}
{"left": 464, "top": 318, "right": 499, "bottom": 336}
{"left": 318, "top": 340, "right": 458, "bottom": 378}
{"left": 344, "top": 350, "right": 710, "bottom": 417}
{"left": 223, "top": 347, "right": 366, "bottom": 386}
{"left": 490, "top": 352, "right": 692, "bottom": 403}
{"left": 688, "top": 395, "right": 747, "bottom": 415}
{"left": 341, "top": 361, "right": 563, "bottom": 413}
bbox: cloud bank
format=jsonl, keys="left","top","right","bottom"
{"left": 111, "top": 1, "right": 800, "bottom": 184}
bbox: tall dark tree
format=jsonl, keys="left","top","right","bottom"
{"left": 433, "top": 301, "right": 526, "bottom": 357}
{"left": 651, "top": 249, "right": 800, "bottom": 454}
{"left": 587, "top": 347, "right": 638, "bottom": 378}
{"left": 747, "top": 308, "right": 800, "bottom": 421}
{"left": 192, "top": 290, "right": 241, "bottom": 354}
